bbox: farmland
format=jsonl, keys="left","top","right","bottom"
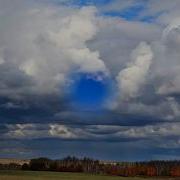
{"left": 0, "top": 171, "right": 176, "bottom": 180}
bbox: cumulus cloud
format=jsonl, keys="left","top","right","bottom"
{"left": 0, "top": 0, "right": 107, "bottom": 98}
{"left": 116, "top": 42, "right": 153, "bottom": 100}
{"left": 0, "top": 0, "right": 179, "bottom": 121}
{"left": 153, "top": 20, "right": 180, "bottom": 96}
{"left": 1, "top": 0, "right": 180, "bottom": 160}
{"left": 49, "top": 124, "right": 77, "bottom": 139}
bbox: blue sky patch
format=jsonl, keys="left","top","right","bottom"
{"left": 103, "top": 2, "right": 146, "bottom": 20}
{"left": 69, "top": 73, "right": 111, "bottom": 110}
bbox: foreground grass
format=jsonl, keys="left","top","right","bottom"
{"left": 0, "top": 170, "right": 176, "bottom": 180}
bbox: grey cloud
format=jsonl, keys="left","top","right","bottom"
{"left": 3, "top": 122, "right": 180, "bottom": 143}
{"left": 89, "top": 16, "right": 161, "bottom": 76}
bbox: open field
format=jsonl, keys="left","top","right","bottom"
{"left": 0, "top": 159, "right": 30, "bottom": 165}
{"left": 0, "top": 171, "right": 177, "bottom": 180}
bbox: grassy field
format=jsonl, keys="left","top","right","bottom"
{"left": 0, "top": 171, "right": 176, "bottom": 180}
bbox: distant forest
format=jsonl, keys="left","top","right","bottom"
{"left": 1, "top": 156, "right": 180, "bottom": 177}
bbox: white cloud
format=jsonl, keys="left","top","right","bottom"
{"left": 116, "top": 42, "right": 153, "bottom": 100}
{"left": 49, "top": 124, "right": 77, "bottom": 139}
{"left": 0, "top": 1, "right": 108, "bottom": 97}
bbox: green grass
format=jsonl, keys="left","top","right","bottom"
{"left": 0, "top": 170, "right": 173, "bottom": 180}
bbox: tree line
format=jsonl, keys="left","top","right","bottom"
{"left": 1, "top": 156, "right": 180, "bottom": 177}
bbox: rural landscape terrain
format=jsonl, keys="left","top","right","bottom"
{"left": 1, "top": 157, "right": 180, "bottom": 179}
{"left": 0, "top": 170, "right": 177, "bottom": 180}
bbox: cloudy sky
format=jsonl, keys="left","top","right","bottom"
{"left": 1, "top": 0, "right": 180, "bottom": 161}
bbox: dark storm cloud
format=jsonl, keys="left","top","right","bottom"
{"left": 54, "top": 110, "right": 163, "bottom": 126}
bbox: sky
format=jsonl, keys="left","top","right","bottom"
{"left": 1, "top": 0, "right": 180, "bottom": 161}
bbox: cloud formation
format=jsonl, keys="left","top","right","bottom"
{"left": 116, "top": 42, "right": 153, "bottom": 100}
{"left": 1, "top": 0, "right": 180, "bottom": 160}
{"left": 0, "top": 1, "right": 107, "bottom": 99}
{"left": 3, "top": 122, "right": 180, "bottom": 147}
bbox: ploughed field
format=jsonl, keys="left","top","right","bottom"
{"left": 0, "top": 171, "right": 177, "bottom": 180}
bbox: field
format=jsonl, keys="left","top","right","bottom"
{"left": 0, "top": 159, "right": 30, "bottom": 165}
{"left": 0, "top": 171, "right": 177, "bottom": 180}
